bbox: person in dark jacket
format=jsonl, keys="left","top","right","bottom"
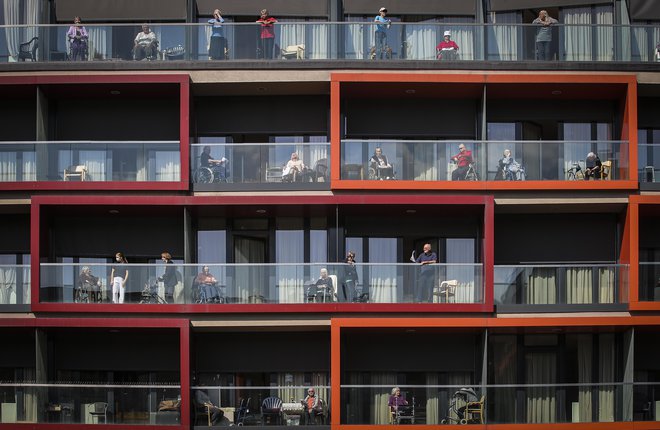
{"left": 158, "top": 252, "right": 177, "bottom": 303}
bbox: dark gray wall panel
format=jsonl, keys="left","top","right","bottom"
{"left": 0, "top": 99, "right": 36, "bottom": 141}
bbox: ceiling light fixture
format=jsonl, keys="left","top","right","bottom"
{"left": 256, "top": 209, "right": 267, "bottom": 214}
{"left": 405, "top": 89, "right": 416, "bottom": 94}
{"left": 110, "top": 90, "right": 121, "bottom": 95}
{"left": 109, "top": 209, "right": 120, "bottom": 214}
{"left": 551, "top": 90, "right": 562, "bottom": 95}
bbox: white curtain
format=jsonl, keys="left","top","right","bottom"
{"left": 371, "top": 373, "right": 396, "bottom": 425}
{"left": 154, "top": 150, "right": 180, "bottom": 181}
{"left": 277, "top": 231, "right": 304, "bottom": 304}
{"left": 278, "top": 20, "right": 328, "bottom": 59}
{"left": 369, "top": 266, "right": 397, "bottom": 303}
{"left": 22, "top": 151, "right": 36, "bottom": 181}
{"left": 22, "top": 266, "right": 30, "bottom": 304}
{"left": 598, "top": 267, "right": 615, "bottom": 304}
{"left": 277, "top": 266, "right": 304, "bottom": 303}
{"left": 486, "top": 12, "right": 520, "bottom": 61}
{"left": 0, "top": 152, "right": 17, "bottom": 181}
{"left": 0, "top": 266, "right": 17, "bottom": 304}
{"left": 87, "top": 26, "right": 109, "bottom": 60}
{"left": 563, "top": 6, "right": 613, "bottom": 61}
{"left": 404, "top": 20, "right": 438, "bottom": 60}
{"left": 563, "top": 8, "right": 592, "bottom": 61}
{"left": 4, "top": 0, "right": 39, "bottom": 61}
{"left": 526, "top": 352, "right": 556, "bottom": 423}
{"left": 79, "top": 150, "right": 106, "bottom": 181}
{"left": 442, "top": 19, "right": 475, "bottom": 60}
{"left": 598, "top": 334, "right": 615, "bottom": 422}
{"left": 345, "top": 18, "right": 368, "bottom": 59}
{"left": 577, "top": 334, "right": 593, "bottom": 422}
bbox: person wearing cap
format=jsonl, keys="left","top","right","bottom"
{"left": 584, "top": 151, "right": 602, "bottom": 180}
{"left": 302, "top": 387, "right": 324, "bottom": 424}
{"left": 374, "top": 7, "right": 392, "bottom": 59}
{"left": 451, "top": 143, "right": 473, "bottom": 181}
{"left": 436, "top": 30, "right": 459, "bottom": 60}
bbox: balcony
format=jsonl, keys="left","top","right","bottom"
{"left": 639, "top": 262, "right": 660, "bottom": 301}
{"left": 191, "top": 143, "right": 329, "bottom": 190}
{"left": 494, "top": 264, "right": 628, "bottom": 311}
{"left": 340, "top": 383, "right": 652, "bottom": 424}
{"left": 191, "top": 386, "right": 331, "bottom": 426}
{"left": 3, "top": 23, "right": 660, "bottom": 67}
{"left": 341, "top": 140, "right": 628, "bottom": 183}
{"left": 39, "top": 262, "right": 484, "bottom": 307}
{"left": 0, "top": 382, "right": 180, "bottom": 425}
{"left": 0, "top": 264, "right": 30, "bottom": 310}
{"left": 0, "top": 141, "right": 180, "bottom": 183}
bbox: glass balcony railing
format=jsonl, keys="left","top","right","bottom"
{"left": 494, "top": 264, "right": 628, "bottom": 306}
{"left": 190, "top": 143, "right": 329, "bottom": 185}
{"left": 0, "top": 264, "right": 30, "bottom": 306}
{"left": 639, "top": 262, "right": 660, "bottom": 301}
{"left": 638, "top": 144, "right": 660, "bottom": 183}
{"left": 341, "top": 383, "right": 651, "bottom": 424}
{"left": 0, "top": 382, "right": 180, "bottom": 424}
{"left": 0, "top": 141, "right": 180, "bottom": 182}
{"left": 191, "top": 386, "right": 331, "bottom": 426}
{"left": 39, "top": 262, "right": 483, "bottom": 305}
{"left": 2, "top": 23, "right": 660, "bottom": 63}
{"left": 342, "top": 140, "right": 628, "bottom": 182}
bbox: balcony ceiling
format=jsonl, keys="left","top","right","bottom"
{"left": 37, "top": 83, "right": 180, "bottom": 99}
{"left": 342, "top": 82, "right": 484, "bottom": 99}
{"left": 192, "top": 81, "right": 329, "bottom": 96}
{"left": 488, "top": 83, "right": 627, "bottom": 100}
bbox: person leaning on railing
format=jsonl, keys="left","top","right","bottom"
{"left": 208, "top": 9, "right": 226, "bottom": 60}
{"left": 66, "top": 16, "right": 88, "bottom": 61}
{"left": 256, "top": 9, "right": 278, "bottom": 59}
{"left": 532, "top": 10, "right": 558, "bottom": 61}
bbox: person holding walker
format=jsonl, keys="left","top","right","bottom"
{"left": 110, "top": 252, "right": 129, "bottom": 304}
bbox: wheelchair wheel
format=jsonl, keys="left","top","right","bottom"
{"left": 195, "top": 167, "right": 214, "bottom": 184}
{"left": 368, "top": 167, "right": 377, "bottom": 180}
{"left": 460, "top": 418, "right": 468, "bottom": 425}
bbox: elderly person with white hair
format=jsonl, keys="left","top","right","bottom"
{"left": 585, "top": 152, "right": 602, "bottom": 180}
{"left": 388, "top": 387, "right": 409, "bottom": 418}
{"left": 307, "top": 268, "right": 335, "bottom": 302}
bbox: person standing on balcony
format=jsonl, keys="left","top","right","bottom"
{"left": 413, "top": 243, "right": 437, "bottom": 303}
{"left": 374, "top": 7, "right": 392, "bottom": 59}
{"left": 67, "top": 16, "right": 88, "bottom": 61}
{"left": 158, "top": 252, "right": 177, "bottom": 303}
{"left": 532, "top": 10, "right": 557, "bottom": 61}
{"left": 110, "top": 252, "right": 129, "bottom": 304}
{"left": 256, "top": 9, "right": 278, "bottom": 59}
{"left": 341, "top": 251, "right": 359, "bottom": 302}
{"left": 208, "top": 9, "right": 226, "bottom": 60}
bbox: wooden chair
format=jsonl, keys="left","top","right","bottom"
{"left": 464, "top": 396, "right": 484, "bottom": 424}
{"left": 600, "top": 160, "right": 612, "bottom": 180}
{"left": 63, "top": 165, "right": 87, "bottom": 181}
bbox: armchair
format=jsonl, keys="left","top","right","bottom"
{"left": 63, "top": 165, "right": 88, "bottom": 181}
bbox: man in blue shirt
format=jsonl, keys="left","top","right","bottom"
{"left": 374, "top": 7, "right": 391, "bottom": 59}
{"left": 414, "top": 243, "right": 438, "bottom": 302}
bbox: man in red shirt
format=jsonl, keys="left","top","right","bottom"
{"left": 257, "top": 9, "right": 278, "bottom": 59}
{"left": 436, "top": 30, "right": 459, "bottom": 60}
{"left": 451, "top": 143, "right": 473, "bottom": 181}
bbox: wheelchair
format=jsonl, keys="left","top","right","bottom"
{"left": 195, "top": 164, "right": 229, "bottom": 184}
{"left": 441, "top": 388, "right": 483, "bottom": 425}
{"left": 368, "top": 164, "right": 395, "bottom": 180}
{"left": 139, "top": 280, "right": 168, "bottom": 304}
{"left": 193, "top": 282, "right": 225, "bottom": 304}
{"left": 464, "top": 163, "right": 479, "bottom": 181}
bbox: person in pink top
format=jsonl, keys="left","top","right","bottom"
{"left": 436, "top": 30, "right": 459, "bottom": 60}
{"left": 256, "top": 9, "right": 278, "bottom": 59}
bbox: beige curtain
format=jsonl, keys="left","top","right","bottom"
{"left": 0, "top": 267, "right": 17, "bottom": 304}
{"left": 527, "top": 268, "right": 556, "bottom": 304}
{"left": 426, "top": 373, "right": 439, "bottom": 424}
{"left": 277, "top": 373, "right": 305, "bottom": 403}
{"left": 372, "top": 373, "right": 396, "bottom": 425}
{"left": 526, "top": 352, "right": 556, "bottom": 423}
{"left": 598, "top": 268, "right": 615, "bottom": 303}
{"left": 577, "top": 334, "right": 592, "bottom": 422}
{"left": 22, "top": 368, "right": 37, "bottom": 423}
{"left": 598, "top": 334, "right": 615, "bottom": 422}
{"left": 567, "top": 268, "right": 592, "bottom": 304}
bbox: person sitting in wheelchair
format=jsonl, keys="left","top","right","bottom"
{"left": 194, "top": 265, "right": 223, "bottom": 303}
{"left": 76, "top": 266, "right": 102, "bottom": 303}
{"left": 369, "top": 147, "right": 394, "bottom": 179}
{"left": 133, "top": 24, "right": 158, "bottom": 60}
{"left": 307, "top": 268, "right": 334, "bottom": 302}
{"left": 436, "top": 31, "right": 459, "bottom": 60}
{"left": 496, "top": 149, "right": 525, "bottom": 181}
{"left": 282, "top": 152, "right": 307, "bottom": 182}
{"left": 388, "top": 387, "right": 411, "bottom": 422}
{"left": 200, "top": 145, "right": 228, "bottom": 181}
{"left": 451, "top": 143, "right": 473, "bottom": 180}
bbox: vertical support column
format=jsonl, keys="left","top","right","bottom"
{"left": 179, "top": 320, "right": 191, "bottom": 429}
{"left": 184, "top": 206, "right": 193, "bottom": 263}
{"left": 621, "top": 77, "right": 638, "bottom": 181}
{"left": 481, "top": 328, "right": 488, "bottom": 423}
{"left": 330, "top": 320, "right": 341, "bottom": 428}
{"left": 36, "top": 86, "right": 48, "bottom": 181}
{"left": 622, "top": 328, "right": 634, "bottom": 422}
{"left": 30, "top": 199, "right": 41, "bottom": 309}
{"left": 628, "top": 198, "right": 638, "bottom": 305}
{"left": 483, "top": 197, "right": 494, "bottom": 309}
{"left": 180, "top": 77, "right": 191, "bottom": 187}
{"left": 330, "top": 80, "right": 341, "bottom": 185}
{"left": 35, "top": 328, "right": 48, "bottom": 423}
